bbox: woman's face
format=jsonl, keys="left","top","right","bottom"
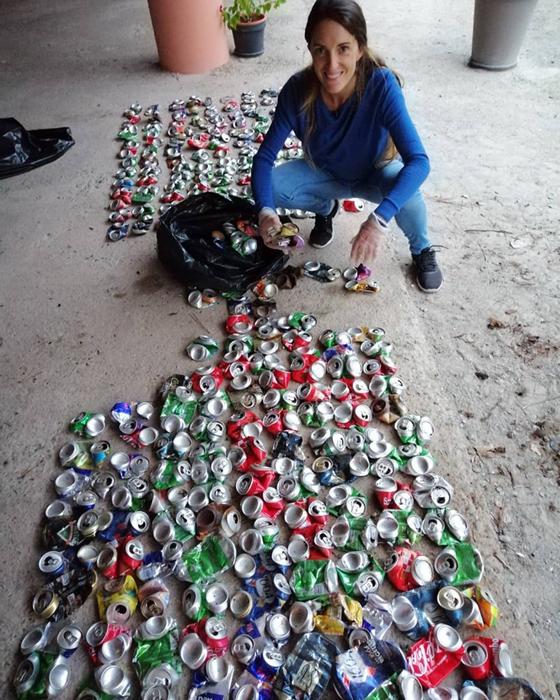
{"left": 309, "top": 19, "right": 364, "bottom": 102}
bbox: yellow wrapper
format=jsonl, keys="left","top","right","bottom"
{"left": 97, "top": 574, "right": 138, "bottom": 619}
{"left": 314, "top": 615, "right": 345, "bottom": 635}
{"left": 314, "top": 595, "right": 363, "bottom": 634}
{"left": 342, "top": 596, "right": 363, "bottom": 627}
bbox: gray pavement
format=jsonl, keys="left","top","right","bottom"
{"left": 1, "top": 0, "right": 559, "bottom": 698}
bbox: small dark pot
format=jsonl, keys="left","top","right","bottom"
{"left": 233, "top": 16, "right": 266, "bottom": 57}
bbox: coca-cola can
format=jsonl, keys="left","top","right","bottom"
{"left": 374, "top": 476, "right": 398, "bottom": 509}
{"left": 462, "top": 639, "right": 490, "bottom": 680}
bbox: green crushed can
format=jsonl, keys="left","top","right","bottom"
{"left": 14, "top": 651, "right": 57, "bottom": 699}
{"left": 70, "top": 412, "right": 93, "bottom": 437}
{"left": 182, "top": 535, "right": 234, "bottom": 583}
{"left": 160, "top": 392, "right": 197, "bottom": 425}
{"left": 435, "top": 543, "right": 484, "bottom": 586}
{"left": 290, "top": 559, "right": 338, "bottom": 601}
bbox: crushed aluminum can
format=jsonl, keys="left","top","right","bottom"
{"left": 345, "top": 496, "right": 367, "bottom": 518}
{"left": 266, "top": 613, "right": 290, "bottom": 642}
{"left": 462, "top": 639, "right": 490, "bottom": 680}
{"left": 407, "top": 625, "right": 464, "bottom": 688}
{"left": 434, "top": 544, "right": 484, "bottom": 586}
{"left": 288, "top": 602, "right": 315, "bottom": 634}
{"left": 230, "top": 590, "right": 254, "bottom": 619}
{"left": 231, "top": 633, "right": 257, "bottom": 665}
{"left": 46, "top": 659, "right": 71, "bottom": 696}
{"left": 445, "top": 509, "right": 469, "bottom": 541}
{"left": 334, "top": 638, "right": 406, "bottom": 700}
{"left": 94, "top": 664, "right": 132, "bottom": 696}
{"left": 362, "top": 595, "right": 394, "bottom": 639}
{"left": 413, "top": 474, "right": 454, "bottom": 509}
{"left": 303, "top": 261, "right": 342, "bottom": 283}
{"left": 20, "top": 625, "right": 50, "bottom": 656}
{"left": 180, "top": 633, "right": 207, "bottom": 669}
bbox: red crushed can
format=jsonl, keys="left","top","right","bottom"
{"left": 353, "top": 403, "right": 372, "bottom": 428}
{"left": 247, "top": 437, "right": 267, "bottom": 463}
{"left": 374, "top": 477, "right": 398, "bottom": 510}
{"left": 227, "top": 411, "right": 251, "bottom": 440}
{"left": 273, "top": 366, "right": 291, "bottom": 389}
{"left": 220, "top": 355, "right": 249, "bottom": 378}
{"left": 256, "top": 470, "right": 277, "bottom": 491}
{"left": 208, "top": 365, "right": 225, "bottom": 390}
{"left": 478, "top": 637, "right": 514, "bottom": 678}
{"left": 379, "top": 356, "right": 398, "bottom": 375}
{"left": 201, "top": 617, "right": 229, "bottom": 659}
{"left": 407, "top": 624, "right": 464, "bottom": 688}
{"left": 191, "top": 366, "right": 224, "bottom": 393}
{"left": 311, "top": 529, "right": 333, "bottom": 559}
{"left": 385, "top": 547, "right": 418, "bottom": 591}
{"left": 342, "top": 199, "right": 365, "bottom": 212}
{"left": 261, "top": 498, "right": 285, "bottom": 520}
{"left": 300, "top": 383, "right": 324, "bottom": 403}
{"left": 240, "top": 471, "right": 276, "bottom": 496}
{"left": 84, "top": 620, "right": 130, "bottom": 665}
{"left": 119, "top": 536, "right": 143, "bottom": 574}
{"left": 462, "top": 638, "right": 491, "bottom": 680}
{"left": 119, "top": 419, "right": 143, "bottom": 449}
{"left": 97, "top": 546, "right": 119, "bottom": 580}
{"left": 263, "top": 412, "right": 283, "bottom": 435}
{"left": 235, "top": 440, "right": 262, "bottom": 470}
{"left": 294, "top": 332, "right": 312, "bottom": 350}
{"left": 290, "top": 356, "right": 308, "bottom": 384}
{"left": 225, "top": 314, "right": 253, "bottom": 336}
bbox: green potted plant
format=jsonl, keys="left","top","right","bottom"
{"left": 222, "top": 0, "right": 287, "bottom": 57}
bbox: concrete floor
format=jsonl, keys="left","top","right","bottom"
{"left": 1, "top": 0, "right": 559, "bottom": 698}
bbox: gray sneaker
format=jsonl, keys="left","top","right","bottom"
{"left": 412, "top": 247, "right": 443, "bottom": 293}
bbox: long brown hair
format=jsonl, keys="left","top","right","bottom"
{"left": 302, "top": 0, "right": 402, "bottom": 165}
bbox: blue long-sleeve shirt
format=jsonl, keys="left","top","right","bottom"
{"left": 252, "top": 67, "right": 430, "bottom": 222}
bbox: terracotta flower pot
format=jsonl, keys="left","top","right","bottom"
{"left": 232, "top": 15, "right": 266, "bottom": 57}
{"left": 148, "top": 0, "right": 230, "bottom": 74}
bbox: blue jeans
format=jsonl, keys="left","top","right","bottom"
{"left": 271, "top": 159, "right": 430, "bottom": 255}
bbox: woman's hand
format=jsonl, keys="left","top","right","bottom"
{"left": 258, "top": 208, "right": 282, "bottom": 248}
{"left": 351, "top": 217, "right": 385, "bottom": 264}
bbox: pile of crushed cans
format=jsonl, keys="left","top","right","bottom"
{"left": 13, "top": 287, "right": 547, "bottom": 700}
{"left": 106, "top": 92, "right": 382, "bottom": 296}
{"left": 106, "top": 92, "right": 316, "bottom": 243}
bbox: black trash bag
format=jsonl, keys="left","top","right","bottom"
{"left": 157, "top": 192, "right": 288, "bottom": 295}
{"left": 0, "top": 118, "right": 75, "bottom": 179}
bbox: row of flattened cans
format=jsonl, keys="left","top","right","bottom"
{"left": 106, "top": 91, "right": 311, "bottom": 243}
{"left": 13, "top": 322, "right": 520, "bottom": 696}
{"left": 13, "top": 599, "right": 512, "bottom": 699}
